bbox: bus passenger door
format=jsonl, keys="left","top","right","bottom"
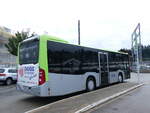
{"left": 98, "top": 52, "right": 109, "bottom": 86}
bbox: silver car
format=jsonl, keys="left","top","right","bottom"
{"left": 0, "top": 68, "right": 17, "bottom": 85}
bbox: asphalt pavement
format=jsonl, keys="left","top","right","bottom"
{"left": 0, "top": 83, "right": 68, "bottom": 113}
{"left": 27, "top": 82, "right": 139, "bottom": 113}
{"left": 88, "top": 84, "right": 150, "bottom": 113}
{"left": 85, "top": 73, "right": 150, "bottom": 113}
{"left": 0, "top": 73, "right": 148, "bottom": 113}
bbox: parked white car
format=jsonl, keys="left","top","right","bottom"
{"left": 0, "top": 68, "right": 17, "bottom": 85}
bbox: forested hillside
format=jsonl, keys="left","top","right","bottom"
{"left": 142, "top": 45, "right": 150, "bottom": 61}
{"left": 119, "top": 45, "right": 150, "bottom": 61}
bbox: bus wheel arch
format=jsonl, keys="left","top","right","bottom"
{"left": 86, "top": 76, "right": 96, "bottom": 91}
{"left": 118, "top": 72, "right": 124, "bottom": 83}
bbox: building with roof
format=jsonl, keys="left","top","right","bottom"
{"left": 0, "top": 26, "right": 16, "bottom": 68}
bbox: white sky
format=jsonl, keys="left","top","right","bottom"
{"left": 0, "top": 0, "right": 150, "bottom": 51}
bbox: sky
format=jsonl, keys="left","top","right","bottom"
{"left": 0, "top": 0, "right": 150, "bottom": 51}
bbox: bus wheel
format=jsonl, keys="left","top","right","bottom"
{"left": 86, "top": 77, "right": 96, "bottom": 91}
{"left": 118, "top": 74, "right": 123, "bottom": 83}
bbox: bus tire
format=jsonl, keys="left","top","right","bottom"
{"left": 86, "top": 77, "right": 96, "bottom": 91}
{"left": 118, "top": 73, "right": 123, "bottom": 83}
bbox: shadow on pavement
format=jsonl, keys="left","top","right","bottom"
{"left": 0, "top": 82, "right": 5, "bottom": 85}
{"left": 21, "top": 90, "right": 86, "bottom": 106}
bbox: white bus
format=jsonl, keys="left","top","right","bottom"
{"left": 17, "top": 35, "right": 130, "bottom": 97}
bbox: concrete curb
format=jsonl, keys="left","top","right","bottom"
{"left": 75, "top": 83, "right": 144, "bottom": 113}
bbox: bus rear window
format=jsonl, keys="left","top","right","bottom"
{"left": 19, "top": 39, "right": 39, "bottom": 65}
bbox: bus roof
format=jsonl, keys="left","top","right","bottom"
{"left": 40, "top": 35, "right": 68, "bottom": 44}
{"left": 40, "top": 35, "right": 128, "bottom": 55}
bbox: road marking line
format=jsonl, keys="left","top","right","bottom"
{"left": 75, "top": 83, "right": 144, "bottom": 113}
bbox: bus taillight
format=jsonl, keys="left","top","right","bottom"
{"left": 39, "top": 68, "right": 46, "bottom": 85}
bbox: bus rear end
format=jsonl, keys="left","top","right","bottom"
{"left": 17, "top": 36, "right": 50, "bottom": 97}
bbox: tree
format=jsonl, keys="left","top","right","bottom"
{"left": 5, "top": 31, "right": 35, "bottom": 56}
{"left": 142, "top": 45, "right": 150, "bottom": 61}
{"left": 119, "top": 46, "right": 150, "bottom": 61}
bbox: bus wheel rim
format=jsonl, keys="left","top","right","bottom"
{"left": 88, "top": 80, "right": 94, "bottom": 90}
{"left": 119, "top": 75, "right": 122, "bottom": 82}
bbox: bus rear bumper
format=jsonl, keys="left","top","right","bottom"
{"left": 16, "top": 82, "right": 50, "bottom": 97}
{"left": 16, "top": 84, "right": 41, "bottom": 96}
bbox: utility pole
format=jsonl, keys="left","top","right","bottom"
{"left": 78, "top": 20, "right": 80, "bottom": 45}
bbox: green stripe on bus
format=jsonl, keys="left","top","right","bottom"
{"left": 39, "top": 35, "right": 68, "bottom": 81}
{"left": 40, "top": 35, "right": 68, "bottom": 44}
{"left": 39, "top": 36, "right": 48, "bottom": 81}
